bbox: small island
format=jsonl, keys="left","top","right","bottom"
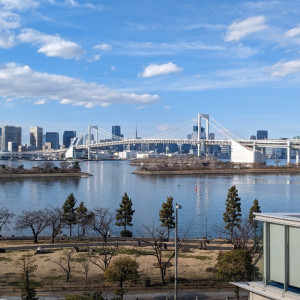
{"left": 131, "top": 156, "right": 300, "bottom": 175}
{"left": 0, "top": 161, "right": 91, "bottom": 178}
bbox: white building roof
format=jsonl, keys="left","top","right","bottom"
{"left": 255, "top": 213, "right": 300, "bottom": 227}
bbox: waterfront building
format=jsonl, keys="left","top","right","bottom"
{"left": 30, "top": 126, "right": 43, "bottom": 150}
{"left": 257, "top": 130, "right": 268, "bottom": 140}
{"left": 233, "top": 213, "right": 300, "bottom": 299}
{"left": 63, "top": 131, "right": 76, "bottom": 148}
{"left": 8, "top": 141, "right": 18, "bottom": 152}
{"left": 45, "top": 132, "right": 59, "bottom": 149}
{"left": 1, "top": 125, "right": 22, "bottom": 151}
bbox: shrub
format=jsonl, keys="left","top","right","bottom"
{"left": 120, "top": 230, "right": 133, "bottom": 237}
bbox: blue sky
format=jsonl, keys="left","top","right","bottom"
{"left": 1, "top": 0, "right": 300, "bottom": 143}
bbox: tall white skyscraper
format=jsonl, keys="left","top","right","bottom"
{"left": 30, "top": 126, "right": 43, "bottom": 150}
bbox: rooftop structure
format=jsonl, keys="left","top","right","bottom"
{"left": 233, "top": 213, "right": 300, "bottom": 299}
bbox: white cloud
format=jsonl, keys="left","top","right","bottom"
{"left": 93, "top": 43, "right": 111, "bottom": 51}
{"left": 141, "top": 62, "right": 183, "bottom": 78}
{"left": 34, "top": 99, "right": 46, "bottom": 105}
{"left": 18, "top": 28, "right": 84, "bottom": 59}
{"left": 64, "top": 0, "right": 78, "bottom": 7}
{"left": 0, "top": 11, "right": 20, "bottom": 29}
{"left": 225, "top": 16, "right": 268, "bottom": 42}
{"left": 285, "top": 26, "right": 300, "bottom": 38}
{"left": 164, "top": 105, "right": 171, "bottom": 109}
{"left": 0, "top": 11, "right": 20, "bottom": 48}
{"left": 121, "top": 41, "right": 223, "bottom": 56}
{"left": 0, "top": 0, "right": 38, "bottom": 11}
{"left": 0, "top": 32, "right": 16, "bottom": 48}
{"left": 271, "top": 60, "right": 300, "bottom": 77}
{"left": 0, "top": 62, "right": 159, "bottom": 108}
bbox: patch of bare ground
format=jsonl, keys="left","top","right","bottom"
{"left": 0, "top": 239, "right": 228, "bottom": 295}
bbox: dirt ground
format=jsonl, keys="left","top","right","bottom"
{"left": 0, "top": 238, "right": 225, "bottom": 295}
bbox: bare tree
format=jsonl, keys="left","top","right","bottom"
{"left": 78, "top": 255, "right": 91, "bottom": 285}
{"left": 0, "top": 206, "right": 14, "bottom": 234}
{"left": 45, "top": 207, "right": 63, "bottom": 244}
{"left": 50, "top": 248, "right": 76, "bottom": 282}
{"left": 15, "top": 210, "right": 49, "bottom": 243}
{"left": 92, "top": 208, "right": 114, "bottom": 242}
{"left": 139, "top": 224, "right": 175, "bottom": 286}
{"left": 89, "top": 242, "right": 117, "bottom": 272}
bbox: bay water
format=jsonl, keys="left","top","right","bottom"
{"left": 1, "top": 159, "right": 300, "bottom": 238}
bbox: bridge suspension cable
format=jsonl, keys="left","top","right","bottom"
{"left": 145, "top": 116, "right": 196, "bottom": 140}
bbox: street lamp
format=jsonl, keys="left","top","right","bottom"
{"left": 175, "top": 203, "right": 182, "bottom": 300}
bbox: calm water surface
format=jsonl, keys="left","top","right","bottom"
{"left": 1, "top": 160, "right": 300, "bottom": 238}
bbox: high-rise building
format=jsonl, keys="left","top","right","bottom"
{"left": 257, "top": 130, "right": 268, "bottom": 140}
{"left": 30, "top": 126, "right": 43, "bottom": 150}
{"left": 112, "top": 125, "right": 123, "bottom": 140}
{"left": 112, "top": 125, "right": 124, "bottom": 151}
{"left": 45, "top": 132, "right": 59, "bottom": 149}
{"left": 1, "top": 125, "right": 22, "bottom": 151}
{"left": 63, "top": 131, "right": 76, "bottom": 148}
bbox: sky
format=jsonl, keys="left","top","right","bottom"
{"left": 2, "top": 0, "right": 300, "bottom": 143}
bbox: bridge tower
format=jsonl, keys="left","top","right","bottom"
{"left": 197, "top": 113, "right": 210, "bottom": 157}
{"left": 87, "top": 125, "right": 98, "bottom": 160}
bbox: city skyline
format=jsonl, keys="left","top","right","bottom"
{"left": 1, "top": 1, "right": 300, "bottom": 141}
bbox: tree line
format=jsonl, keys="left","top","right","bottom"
{"left": 0, "top": 191, "right": 177, "bottom": 245}
{"left": 0, "top": 161, "right": 81, "bottom": 175}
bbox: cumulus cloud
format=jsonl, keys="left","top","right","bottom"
{"left": 285, "top": 26, "right": 300, "bottom": 38}
{"left": 225, "top": 16, "right": 268, "bottom": 42}
{"left": 141, "top": 62, "right": 183, "bottom": 78}
{"left": 93, "top": 43, "right": 111, "bottom": 51}
{"left": 18, "top": 28, "right": 84, "bottom": 59}
{"left": 0, "top": 0, "right": 38, "bottom": 11}
{"left": 271, "top": 60, "right": 300, "bottom": 77}
{"left": 0, "top": 11, "right": 20, "bottom": 48}
{"left": 0, "top": 62, "right": 159, "bottom": 108}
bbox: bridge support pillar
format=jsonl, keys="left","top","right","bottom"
{"left": 287, "top": 141, "right": 291, "bottom": 165}
{"left": 296, "top": 149, "right": 299, "bottom": 165}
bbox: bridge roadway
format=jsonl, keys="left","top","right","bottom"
{"left": 2, "top": 139, "right": 300, "bottom": 157}
{"left": 74, "top": 138, "right": 300, "bottom": 150}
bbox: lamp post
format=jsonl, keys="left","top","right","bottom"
{"left": 175, "top": 203, "right": 182, "bottom": 300}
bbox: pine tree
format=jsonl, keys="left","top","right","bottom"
{"left": 76, "top": 202, "right": 94, "bottom": 236}
{"left": 62, "top": 193, "right": 77, "bottom": 236}
{"left": 159, "top": 196, "right": 175, "bottom": 240}
{"left": 249, "top": 199, "right": 261, "bottom": 225}
{"left": 223, "top": 185, "right": 242, "bottom": 239}
{"left": 115, "top": 193, "right": 135, "bottom": 231}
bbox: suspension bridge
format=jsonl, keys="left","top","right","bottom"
{"left": 65, "top": 113, "right": 300, "bottom": 165}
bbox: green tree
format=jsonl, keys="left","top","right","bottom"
{"left": 223, "top": 185, "right": 242, "bottom": 240}
{"left": 105, "top": 257, "right": 139, "bottom": 299}
{"left": 115, "top": 193, "right": 135, "bottom": 232}
{"left": 19, "top": 255, "right": 38, "bottom": 300}
{"left": 159, "top": 196, "right": 175, "bottom": 240}
{"left": 249, "top": 199, "right": 261, "bottom": 224}
{"left": 216, "top": 249, "right": 252, "bottom": 300}
{"left": 62, "top": 193, "right": 77, "bottom": 236}
{"left": 76, "top": 202, "right": 94, "bottom": 237}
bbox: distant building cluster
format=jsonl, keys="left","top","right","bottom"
{"left": 1, "top": 123, "right": 298, "bottom": 161}
{"left": 0, "top": 125, "right": 76, "bottom": 152}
